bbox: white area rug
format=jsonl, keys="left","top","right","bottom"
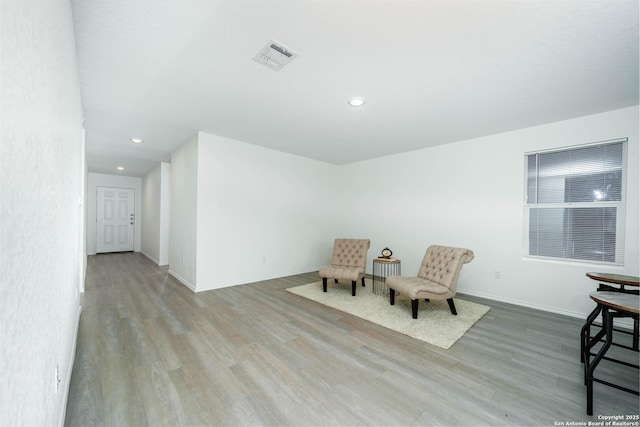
{"left": 287, "top": 280, "right": 490, "bottom": 349}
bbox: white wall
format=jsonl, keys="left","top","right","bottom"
{"left": 169, "top": 136, "right": 199, "bottom": 289}
{"left": 160, "top": 162, "right": 171, "bottom": 265}
{"left": 142, "top": 166, "right": 161, "bottom": 263}
{"left": 344, "top": 106, "right": 639, "bottom": 318}
{"left": 0, "top": 1, "right": 84, "bottom": 425}
{"left": 142, "top": 162, "right": 171, "bottom": 265}
{"left": 194, "top": 132, "right": 340, "bottom": 291}
{"left": 169, "top": 108, "right": 637, "bottom": 319}
{"left": 86, "top": 173, "right": 143, "bottom": 255}
{"left": 169, "top": 132, "right": 341, "bottom": 292}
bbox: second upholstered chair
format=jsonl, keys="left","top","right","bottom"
{"left": 319, "top": 239, "right": 371, "bottom": 296}
{"left": 386, "top": 245, "right": 474, "bottom": 319}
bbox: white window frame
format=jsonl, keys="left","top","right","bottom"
{"left": 523, "top": 138, "right": 627, "bottom": 265}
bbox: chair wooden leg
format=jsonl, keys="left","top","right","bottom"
{"left": 351, "top": 281, "right": 356, "bottom": 296}
{"left": 334, "top": 279, "right": 338, "bottom": 284}
{"left": 411, "top": 299, "right": 419, "bottom": 319}
{"left": 447, "top": 298, "right": 457, "bottom": 315}
{"left": 390, "top": 290, "right": 395, "bottom": 305}
{"left": 361, "top": 276, "right": 366, "bottom": 287}
{"left": 322, "top": 278, "right": 328, "bottom": 292}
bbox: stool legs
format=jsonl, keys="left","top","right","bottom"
{"left": 581, "top": 304, "right": 602, "bottom": 363}
{"left": 585, "top": 306, "right": 614, "bottom": 416}
{"left": 634, "top": 316, "right": 639, "bottom": 351}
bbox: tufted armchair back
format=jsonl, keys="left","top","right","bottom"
{"left": 418, "top": 245, "right": 474, "bottom": 292}
{"left": 330, "top": 239, "right": 371, "bottom": 268}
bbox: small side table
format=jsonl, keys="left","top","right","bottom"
{"left": 372, "top": 258, "right": 400, "bottom": 297}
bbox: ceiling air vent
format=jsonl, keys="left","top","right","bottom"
{"left": 252, "top": 40, "right": 298, "bottom": 71}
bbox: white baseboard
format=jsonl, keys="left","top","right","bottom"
{"left": 458, "top": 288, "right": 635, "bottom": 329}
{"left": 192, "top": 267, "right": 323, "bottom": 293}
{"left": 458, "top": 288, "right": 586, "bottom": 319}
{"left": 141, "top": 250, "right": 160, "bottom": 266}
{"left": 168, "top": 269, "right": 196, "bottom": 292}
{"left": 58, "top": 304, "right": 82, "bottom": 427}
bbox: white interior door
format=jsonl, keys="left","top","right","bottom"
{"left": 96, "top": 186, "right": 135, "bottom": 253}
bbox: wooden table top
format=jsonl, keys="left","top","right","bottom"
{"left": 586, "top": 272, "right": 639, "bottom": 287}
{"left": 590, "top": 291, "right": 640, "bottom": 314}
{"left": 374, "top": 257, "right": 401, "bottom": 263}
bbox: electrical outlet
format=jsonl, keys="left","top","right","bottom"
{"left": 262, "top": 256, "right": 267, "bottom": 264}
{"left": 181, "top": 256, "right": 185, "bottom": 265}
{"left": 494, "top": 270, "right": 502, "bottom": 279}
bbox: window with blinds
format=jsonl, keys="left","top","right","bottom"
{"left": 524, "top": 139, "right": 627, "bottom": 264}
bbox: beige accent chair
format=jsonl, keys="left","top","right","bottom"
{"left": 386, "top": 245, "right": 474, "bottom": 319}
{"left": 319, "top": 239, "right": 371, "bottom": 296}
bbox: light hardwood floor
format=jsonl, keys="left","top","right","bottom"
{"left": 65, "top": 252, "right": 639, "bottom": 426}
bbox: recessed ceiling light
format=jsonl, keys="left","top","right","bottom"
{"left": 130, "top": 137, "right": 143, "bottom": 144}
{"left": 117, "top": 166, "right": 124, "bottom": 171}
{"left": 348, "top": 97, "right": 365, "bottom": 108}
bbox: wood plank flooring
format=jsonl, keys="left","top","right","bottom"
{"left": 65, "top": 252, "right": 639, "bottom": 426}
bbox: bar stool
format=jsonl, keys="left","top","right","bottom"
{"left": 582, "top": 291, "right": 639, "bottom": 415}
{"left": 580, "top": 273, "right": 639, "bottom": 363}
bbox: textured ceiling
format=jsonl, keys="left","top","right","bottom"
{"left": 71, "top": 0, "right": 639, "bottom": 177}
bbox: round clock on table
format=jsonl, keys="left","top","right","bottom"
{"left": 381, "top": 247, "right": 393, "bottom": 259}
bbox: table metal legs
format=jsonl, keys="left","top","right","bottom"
{"left": 372, "top": 260, "right": 400, "bottom": 297}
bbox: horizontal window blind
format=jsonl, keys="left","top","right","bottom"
{"left": 524, "top": 139, "right": 626, "bottom": 264}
